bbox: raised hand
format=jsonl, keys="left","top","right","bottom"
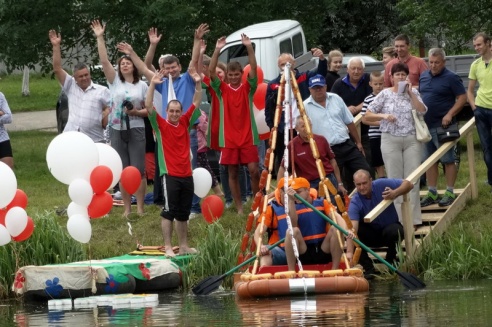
{"left": 91, "top": 20, "right": 105, "bottom": 37}
{"left": 216, "top": 36, "right": 226, "bottom": 50}
{"left": 195, "top": 23, "right": 210, "bottom": 39}
{"left": 241, "top": 33, "right": 251, "bottom": 46}
{"left": 200, "top": 39, "right": 207, "bottom": 55}
{"left": 148, "top": 27, "right": 162, "bottom": 45}
{"left": 151, "top": 70, "right": 165, "bottom": 84}
{"left": 311, "top": 47, "right": 324, "bottom": 59}
{"left": 48, "top": 29, "right": 61, "bottom": 46}
{"left": 117, "top": 42, "right": 133, "bottom": 55}
{"left": 188, "top": 65, "right": 201, "bottom": 83}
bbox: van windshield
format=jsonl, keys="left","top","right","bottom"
{"left": 219, "top": 43, "right": 257, "bottom": 67}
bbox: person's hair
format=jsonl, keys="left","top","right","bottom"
{"left": 227, "top": 61, "right": 242, "bottom": 73}
{"left": 428, "top": 48, "right": 446, "bottom": 59}
{"left": 353, "top": 169, "right": 371, "bottom": 179}
{"left": 158, "top": 54, "right": 172, "bottom": 68}
{"left": 370, "top": 71, "right": 383, "bottom": 80}
{"left": 73, "top": 62, "right": 89, "bottom": 74}
{"left": 217, "top": 61, "right": 227, "bottom": 73}
{"left": 394, "top": 34, "right": 410, "bottom": 45}
{"left": 390, "top": 62, "right": 409, "bottom": 76}
{"left": 347, "top": 57, "right": 365, "bottom": 69}
{"left": 202, "top": 54, "right": 211, "bottom": 66}
{"left": 473, "top": 32, "right": 491, "bottom": 44}
{"left": 278, "top": 53, "right": 294, "bottom": 63}
{"left": 162, "top": 55, "right": 180, "bottom": 66}
{"left": 295, "top": 115, "right": 310, "bottom": 128}
{"left": 117, "top": 55, "right": 140, "bottom": 84}
{"left": 327, "top": 50, "right": 343, "bottom": 66}
{"left": 382, "top": 46, "right": 397, "bottom": 58}
{"left": 166, "top": 99, "right": 183, "bottom": 111}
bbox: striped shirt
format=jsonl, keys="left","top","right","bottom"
{"left": 361, "top": 93, "right": 382, "bottom": 139}
{"left": 0, "top": 92, "right": 12, "bottom": 143}
{"left": 63, "top": 76, "right": 110, "bottom": 142}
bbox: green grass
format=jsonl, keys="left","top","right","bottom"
{"left": 0, "top": 74, "right": 60, "bottom": 112}
{"left": 2, "top": 127, "right": 492, "bottom": 298}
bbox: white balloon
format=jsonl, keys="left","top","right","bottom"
{"left": 192, "top": 167, "right": 212, "bottom": 198}
{"left": 46, "top": 131, "right": 99, "bottom": 185}
{"left": 253, "top": 108, "right": 270, "bottom": 134}
{"left": 67, "top": 214, "right": 92, "bottom": 243}
{"left": 5, "top": 207, "right": 28, "bottom": 237}
{"left": 0, "top": 225, "right": 11, "bottom": 246}
{"left": 95, "top": 143, "right": 123, "bottom": 189}
{"left": 67, "top": 202, "right": 89, "bottom": 217}
{"left": 68, "top": 179, "right": 94, "bottom": 207}
{"left": 0, "top": 162, "right": 17, "bottom": 208}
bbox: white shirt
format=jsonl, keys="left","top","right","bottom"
{"left": 62, "top": 76, "right": 110, "bottom": 142}
{"left": 0, "top": 92, "right": 12, "bottom": 143}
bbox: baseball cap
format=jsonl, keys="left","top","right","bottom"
{"left": 290, "top": 177, "right": 310, "bottom": 190}
{"left": 308, "top": 74, "right": 326, "bottom": 88}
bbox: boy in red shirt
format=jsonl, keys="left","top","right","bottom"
{"left": 145, "top": 68, "right": 202, "bottom": 257}
{"left": 209, "top": 34, "right": 260, "bottom": 214}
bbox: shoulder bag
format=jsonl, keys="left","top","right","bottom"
{"left": 411, "top": 110, "right": 431, "bottom": 143}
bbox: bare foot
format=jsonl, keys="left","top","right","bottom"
{"left": 179, "top": 246, "right": 198, "bottom": 255}
{"left": 165, "top": 247, "right": 176, "bottom": 257}
{"left": 123, "top": 211, "right": 130, "bottom": 218}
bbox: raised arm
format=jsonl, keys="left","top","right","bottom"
{"left": 145, "top": 70, "right": 166, "bottom": 115}
{"left": 242, "top": 34, "right": 257, "bottom": 79}
{"left": 190, "top": 24, "right": 210, "bottom": 72}
{"left": 312, "top": 47, "right": 327, "bottom": 77}
{"left": 209, "top": 36, "right": 226, "bottom": 81}
{"left": 48, "top": 30, "right": 68, "bottom": 85}
{"left": 91, "top": 20, "right": 116, "bottom": 84}
{"left": 143, "top": 27, "right": 162, "bottom": 72}
{"left": 189, "top": 66, "right": 203, "bottom": 108}
{"left": 117, "top": 42, "right": 155, "bottom": 82}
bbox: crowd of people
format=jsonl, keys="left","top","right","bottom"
{"left": 2, "top": 24, "right": 490, "bottom": 273}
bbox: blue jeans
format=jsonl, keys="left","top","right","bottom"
{"left": 474, "top": 107, "right": 492, "bottom": 185}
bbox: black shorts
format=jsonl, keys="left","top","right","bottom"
{"left": 369, "top": 137, "right": 384, "bottom": 167}
{"left": 299, "top": 242, "right": 332, "bottom": 265}
{"left": 0, "top": 139, "right": 13, "bottom": 159}
{"left": 160, "top": 174, "right": 194, "bottom": 222}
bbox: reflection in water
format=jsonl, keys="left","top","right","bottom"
{"left": 2, "top": 280, "right": 492, "bottom": 326}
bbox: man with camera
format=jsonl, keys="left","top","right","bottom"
{"left": 49, "top": 30, "right": 110, "bottom": 143}
{"left": 419, "top": 48, "right": 466, "bottom": 207}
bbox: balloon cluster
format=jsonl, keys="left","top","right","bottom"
{"left": 46, "top": 132, "right": 125, "bottom": 243}
{"left": 0, "top": 162, "right": 33, "bottom": 245}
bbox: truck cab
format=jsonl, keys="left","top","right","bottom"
{"left": 218, "top": 20, "right": 315, "bottom": 82}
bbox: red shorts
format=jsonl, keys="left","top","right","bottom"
{"left": 220, "top": 145, "right": 258, "bottom": 165}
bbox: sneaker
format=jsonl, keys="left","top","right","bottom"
{"left": 420, "top": 191, "right": 439, "bottom": 207}
{"left": 189, "top": 212, "right": 199, "bottom": 220}
{"left": 438, "top": 191, "right": 456, "bottom": 207}
{"left": 113, "top": 191, "right": 122, "bottom": 200}
{"left": 225, "top": 202, "right": 233, "bottom": 209}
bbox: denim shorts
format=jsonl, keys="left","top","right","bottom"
{"left": 271, "top": 247, "right": 287, "bottom": 265}
{"left": 424, "top": 127, "right": 455, "bottom": 164}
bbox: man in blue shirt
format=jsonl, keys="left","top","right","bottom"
{"left": 304, "top": 75, "right": 371, "bottom": 192}
{"left": 419, "top": 48, "right": 466, "bottom": 207}
{"left": 347, "top": 169, "right": 412, "bottom": 277}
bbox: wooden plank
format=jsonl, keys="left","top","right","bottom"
{"left": 421, "top": 204, "right": 447, "bottom": 212}
{"left": 419, "top": 188, "right": 466, "bottom": 196}
{"left": 422, "top": 212, "right": 442, "bottom": 223}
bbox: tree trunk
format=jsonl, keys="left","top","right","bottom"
{"left": 22, "top": 66, "right": 30, "bottom": 97}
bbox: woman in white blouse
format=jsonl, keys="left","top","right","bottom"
{"left": 0, "top": 92, "right": 13, "bottom": 169}
{"left": 365, "top": 62, "right": 427, "bottom": 228}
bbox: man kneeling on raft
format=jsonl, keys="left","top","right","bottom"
{"left": 284, "top": 177, "right": 354, "bottom": 271}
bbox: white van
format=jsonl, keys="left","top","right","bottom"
{"left": 218, "top": 20, "right": 315, "bottom": 82}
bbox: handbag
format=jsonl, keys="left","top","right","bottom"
{"left": 436, "top": 123, "right": 460, "bottom": 143}
{"left": 411, "top": 110, "right": 432, "bottom": 142}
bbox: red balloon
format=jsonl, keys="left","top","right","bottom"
{"left": 6, "top": 189, "right": 28, "bottom": 210}
{"left": 13, "top": 217, "right": 34, "bottom": 242}
{"left": 90, "top": 165, "right": 113, "bottom": 194}
{"left": 0, "top": 209, "right": 6, "bottom": 226}
{"left": 253, "top": 83, "right": 267, "bottom": 109}
{"left": 201, "top": 195, "right": 225, "bottom": 224}
{"left": 88, "top": 192, "right": 113, "bottom": 219}
{"left": 242, "top": 64, "right": 264, "bottom": 85}
{"left": 120, "top": 166, "right": 141, "bottom": 195}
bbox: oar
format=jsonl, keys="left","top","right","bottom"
{"left": 294, "top": 194, "right": 426, "bottom": 290}
{"left": 192, "top": 238, "right": 285, "bottom": 295}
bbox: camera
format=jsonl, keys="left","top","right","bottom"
{"left": 122, "top": 100, "right": 134, "bottom": 110}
